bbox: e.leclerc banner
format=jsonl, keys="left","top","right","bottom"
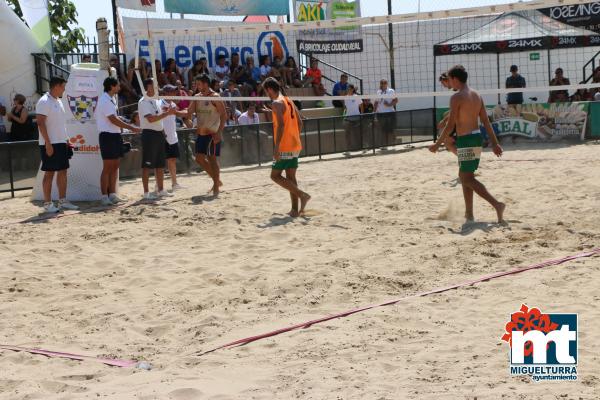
{"left": 164, "top": 0, "right": 289, "bottom": 16}
{"left": 294, "top": 0, "right": 363, "bottom": 55}
{"left": 437, "top": 102, "right": 589, "bottom": 140}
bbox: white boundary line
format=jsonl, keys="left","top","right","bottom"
{"left": 127, "top": 0, "right": 589, "bottom": 36}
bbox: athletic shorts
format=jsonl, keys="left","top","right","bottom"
{"left": 272, "top": 157, "right": 299, "bottom": 170}
{"left": 40, "top": 143, "right": 69, "bottom": 171}
{"left": 99, "top": 132, "right": 123, "bottom": 160}
{"left": 456, "top": 131, "right": 483, "bottom": 173}
{"left": 195, "top": 134, "right": 221, "bottom": 157}
{"left": 165, "top": 142, "right": 180, "bottom": 159}
{"left": 141, "top": 129, "right": 166, "bottom": 169}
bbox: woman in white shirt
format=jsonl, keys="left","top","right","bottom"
{"left": 343, "top": 84, "right": 361, "bottom": 154}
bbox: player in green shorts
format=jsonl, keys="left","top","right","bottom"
{"left": 429, "top": 65, "right": 505, "bottom": 223}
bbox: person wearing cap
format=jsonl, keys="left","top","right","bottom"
{"left": 549, "top": 68, "right": 570, "bottom": 103}
{"left": 161, "top": 84, "right": 190, "bottom": 191}
{"left": 506, "top": 65, "right": 526, "bottom": 105}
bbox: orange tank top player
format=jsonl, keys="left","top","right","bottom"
{"left": 263, "top": 77, "right": 311, "bottom": 217}
{"left": 271, "top": 94, "right": 302, "bottom": 159}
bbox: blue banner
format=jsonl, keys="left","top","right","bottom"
{"left": 164, "top": 0, "right": 289, "bottom": 16}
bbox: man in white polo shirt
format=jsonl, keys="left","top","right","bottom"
{"left": 237, "top": 103, "right": 260, "bottom": 125}
{"left": 374, "top": 79, "right": 398, "bottom": 150}
{"left": 35, "top": 76, "right": 79, "bottom": 213}
{"left": 139, "top": 78, "right": 176, "bottom": 200}
{"left": 97, "top": 76, "right": 141, "bottom": 206}
{"left": 161, "top": 84, "right": 189, "bottom": 191}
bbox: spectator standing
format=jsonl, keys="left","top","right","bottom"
{"left": 97, "top": 77, "right": 141, "bottom": 206}
{"left": 374, "top": 79, "right": 398, "bottom": 149}
{"left": 332, "top": 73, "right": 349, "bottom": 108}
{"left": 238, "top": 103, "right": 260, "bottom": 125}
{"left": 549, "top": 68, "right": 570, "bottom": 103}
{"left": 506, "top": 65, "right": 526, "bottom": 105}
{"left": 7, "top": 94, "right": 29, "bottom": 141}
{"left": 35, "top": 77, "right": 79, "bottom": 213}
{"left": 343, "top": 84, "right": 361, "bottom": 154}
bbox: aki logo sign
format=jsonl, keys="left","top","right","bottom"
{"left": 297, "top": 1, "right": 327, "bottom": 22}
{"left": 501, "top": 304, "right": 578, "bottom": 382}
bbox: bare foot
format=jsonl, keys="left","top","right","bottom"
{"left": 495, "top": 202, "right": 506, "bottom": 223}
{"left": 465, "top": 214, "right": 475, "bottom": 223}
{"left": 288, "top": 209, "right": 300, "bottom": 218}
{"left": 299, "top": 193, "right": 311, "bottom": 215}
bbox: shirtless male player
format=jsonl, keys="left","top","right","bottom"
{"left": 186, "top": 74, "right": 227, "bottom": 196}
{"left": 429, "top": 65, "right": 505, "bottom": 223}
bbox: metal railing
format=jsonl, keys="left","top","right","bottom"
{"left": 582, "top": 50, "right": 600, "bottom": 84}
{"left": 0, "top": 110, "right": 434, "bottom": 198}
{"left": 299, "top": 54, "right": 365, "bottom": 95}
{"left": 32, "top": 53, "right": 71, "bottom": 96}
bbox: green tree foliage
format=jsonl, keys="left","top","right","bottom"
{"left": 7, "top": 0, "right": 86, "bottom": 53}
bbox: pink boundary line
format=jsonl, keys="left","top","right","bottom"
{"left": 0, "top": 344, "right": 137, "bottom": 367}
{"left": 198, "top": 248, "right": 600, "bottom": 356}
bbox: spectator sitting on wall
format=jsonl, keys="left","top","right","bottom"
{"left": 174, "top": 80, "right": 191, "bottom": 110}
{"left": 259, "top": 55, "right": 272, "bottom": 82}
{"left": 153, "top": 59, "right": 168, "bottom": 87}
{"left": 164, "top": 58, "right": 184, "bottom": 86}
{"left": 571, "top": 87, "right": 593, "bottom": 102}
{"left": 506, "top": 65, "right": 525, "bottom": 106}
{"left": 302, "top": 58, "right": 326, "bottom": 99}
{"left": 188, "top": 58, "right": 211, "bottom": 90}
{"left": 222, "top": 80, "right": 242, "bottom": 114}
{"left": 214, "top": 55, "right": 230, "bottom": 84}
{"left": 238, "top": 103, "right": 260, "bottom": 125}
{"left": 229, "top": 52, "right": 245, "bottom": 85}
{"left": 284, "top": 56, "right": 302, "bottom": 88}
{"left": 236, "top": 56, "right": 259, "bottom": 96}
{"left": 210, "top": 78, "right": 222, "bottom": 94}
{"left": 549, "top": 68, "right": 570, "bottom": 103}
{"left": 226, "top": 107, "right": 241, "bottom": 126}
{"left": 7, "top": 94, "right": 29, "bottom": 141}
{"left": 332, "top": 73, "right": 349, "bottom": 108}
{"left": 271, "top": 55, "right": 286, "bottom": 86}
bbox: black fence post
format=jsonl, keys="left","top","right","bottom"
{"left": 256, "top": 123, "right": 261, "bottom": 167}
{"left": 432, "top": 108, "right": 437, "bottom": 142}
{"left": 8, "top": 144, "right": 15, "bottom": 198}
{"left": 317, "top": 119, "right": 322, "bottom": 160}
{"left": 371, "top": 114, "right": 376, "bottom": 154}
{"left": 409, "top": 110, "right": 414, "bottom": 143}
{"left": 184, "top": 132, "right": 191, "bottom": 173}
{"left": 332, "top": 117, "right": 337, "bottom": 153}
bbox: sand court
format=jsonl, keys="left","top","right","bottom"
{"left": 1, "top": 141, "right": 599, "bottom": 399}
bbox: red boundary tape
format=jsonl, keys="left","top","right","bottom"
{"left": 0, "top": 344, "right": 137, "bottom": 367}
{"left": 198, "top": 248, "right": 600, "bottom": 356}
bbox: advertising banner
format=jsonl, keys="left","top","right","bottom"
{"left": 294, "top": 0, "right": 363, "bottom": 55}
{"left": 540, "top": 2, "right": 600, "bottom": 33}
{"left": 164, "top": 0, "right": 289, "bottom": 16}
{"left": 32, "top": 65, "right": 109, "bottom": 201}
{"left": 436, "top": 102, "right": 589, "bottom": 141}
{"left": 124, "top": 18, "right": 295, "bottom": 70}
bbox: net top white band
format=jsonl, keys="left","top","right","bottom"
{"left": 153, "top": 82, "right": 600, "bottom": 102}
{"left": 129, "top": 0, "right": 588, "bottom": 36}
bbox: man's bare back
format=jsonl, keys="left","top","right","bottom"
{"left": 452, "top": 86, "right": 484, "bottom": 136}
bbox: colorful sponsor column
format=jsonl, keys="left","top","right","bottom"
{"left": 32, "top": 65, "right": 109, "bottom": 201}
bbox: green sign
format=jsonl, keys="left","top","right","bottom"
{"left": 530, "top": 52, "right": 541, "bottom": 61}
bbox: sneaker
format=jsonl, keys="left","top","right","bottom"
{"left": 43, "top": 202, "right": 60, "bottom": 213}
{"left": 109, "top": 193, "right": 125, "bottom": 204}
{"left": 143, "top": 192, "right": 159, "bottom": 200}
{"left": 172, "top": 183, "right": 185, "bottom": 191}
{"left": 58, "top": 200, "right": 79, "bottom": 211}
{"left": 157, "top": 190, "right": 174, "bottom": 197}
{"left": 100, "top": 197, "right": 114, "bottom": 206}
